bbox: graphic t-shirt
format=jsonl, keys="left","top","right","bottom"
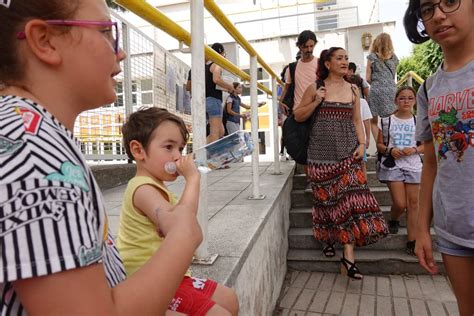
{"left": 379, "top": 114, "right": 422, "bottom": 172}
{"left": 0, "top": 96, "right": 126, "bottom": 315}
{"left": 416, "top": 61, "right": 474, "bottom": 248}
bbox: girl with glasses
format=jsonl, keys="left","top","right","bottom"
{"left": 0, "top": 0, "right": 203, "bottom": 315}
{"left": 404, "top": 1, "right": 474, "bottom": 315}
{"left": 376, "top": 86, "right": 424, "bottom": 256}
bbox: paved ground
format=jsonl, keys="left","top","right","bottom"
{"left": 274, "top": 271, "right": 458, "bottom": 316}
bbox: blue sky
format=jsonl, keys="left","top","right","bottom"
{"left": 379, "top": 0, "right": 413, "bottom": 58}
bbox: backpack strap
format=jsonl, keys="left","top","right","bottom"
{"left": 289, "top": 61, "right": 297, "bottom": 84}
{"left": 422, "top": 76, "right": 433, "bottom": 100}
{"left": 381, "top": 116, "right": 391, "bottom": 146}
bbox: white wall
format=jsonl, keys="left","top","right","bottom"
{"left": 346, "top": 21, "right": 396, "bottom": 79}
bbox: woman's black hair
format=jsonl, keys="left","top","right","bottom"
{"left": 403, "top": 0, "right": 430, "bottom": 44}
{"left": 317, "top": 47, "right": 344, "bottom": 81}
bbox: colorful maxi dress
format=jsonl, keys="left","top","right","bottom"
{"left": 307, "top": 100, "right": 388, "bottom": 246}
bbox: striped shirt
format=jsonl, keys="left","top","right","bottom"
{"left": 0, "top": 96, "right": 126, "bottom": 315}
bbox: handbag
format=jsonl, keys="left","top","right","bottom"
{"left": 282, "top": 80, "right": 323, "bottom": 164}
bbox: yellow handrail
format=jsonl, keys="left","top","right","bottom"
{"left": 114, "top": 0, "right": 272, "bottom": 95}
{"left": 204, "top": 0, "right": 284, "bottom": 86}
{"left": 398, "top": 71, "right": 425, "bottom": 87}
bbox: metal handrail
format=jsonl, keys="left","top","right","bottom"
{"left": 204, "top": 0, "right": 284, "bottom": 86}
{"left": 398, "top": 71, "right": 425, "bottom": 87}
{"left": 114, "top": 0, "right": 273, "bottom": 95}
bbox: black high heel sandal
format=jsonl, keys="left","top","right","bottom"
{"left": 340, "top": 254, "right": 363, "bottom": 280}
{"left": 322, "top": 244, "right": 336, "bottom": 257}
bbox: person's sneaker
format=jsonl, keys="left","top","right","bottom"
{"left": 304, "top": 183, "right": 312, "bottom": 194}
{"left": 388, "top": 220, "right": 400, "bottom": 234}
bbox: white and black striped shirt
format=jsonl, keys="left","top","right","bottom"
{"left": 0, "top": 96, "right": 126, "bottom": 315}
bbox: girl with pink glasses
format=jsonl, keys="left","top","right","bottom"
{"left": 0, "top": 0, "right": 202, "bottom": 314}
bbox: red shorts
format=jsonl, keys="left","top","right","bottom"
{"left": 168, "top": 276, "right": 218, "bottom": 315}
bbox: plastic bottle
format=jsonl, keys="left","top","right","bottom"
{"left": 164, "top": 130, "right": 254, "bottom": 174}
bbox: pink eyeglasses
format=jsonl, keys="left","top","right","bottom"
{"left": 17, "top": 20, "right": 120, "bottom": 54}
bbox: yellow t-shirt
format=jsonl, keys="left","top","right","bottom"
{"left": 116, "top": 176, "right": 179, "bottom": 277}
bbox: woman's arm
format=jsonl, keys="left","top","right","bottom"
{"left": 352, "top": 87, "right": 364, "bottom": 145}
{"left": 363, "top": 119, "right": 371, "bottom": 148}
{"left": 376, "top": 126, "right": 386, "bottom": 153}
{"left": 279, "top": 84, "right": 290, "bottom": 115}
{"left": 293, "top": 83, "right": 324, "bottom": 122}
{"left": 211, "top": 64, "right": 234, "bottom": 91}
{"left": 366, "top": 60, "right": 373, "bottom": 84}
{"left": 351, "top": 87, "right": 365, "bottom": 159}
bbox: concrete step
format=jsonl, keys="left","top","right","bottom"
{"left": 290, "top": 206, "right": 411, "bottom": 228}
{"left": 288, "top": 227, "right": 435, "bottom": 250}
{"left": 293, "top": 171, "right": 385, "bottom": 189}
{"left": 291, "top": 186, "right": 392, "bottom": 208}
{"left": 287, "top": 249, "right": 445, "bottom": 275}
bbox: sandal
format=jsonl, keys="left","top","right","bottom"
{"left": 340, "top": 254, "right": 363, "bottom": 280}
{"left": 406, "top": 240, "right": 416, "bottom": 256}
{"left": 322, "top": 244, "right": 336, "bottom": 257}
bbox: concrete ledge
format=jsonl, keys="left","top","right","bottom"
{"left": 188, "top": 163, "right": 294, "bottom": 315}
{"left": 90, "top": 163, "right": 136, "bottom": 190}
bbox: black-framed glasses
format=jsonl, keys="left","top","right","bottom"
{"left": 17, "top": 20, "right": 120, "bottom": 54}
{"left": 416, "top": 0, "right": 461, "bottom": 22}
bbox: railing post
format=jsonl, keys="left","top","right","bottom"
{"left": 271, "top": 78, "right": 282, "bottom": 174}
{"left": 249, "top": 55, "right": 265, "bottom": 200}
{"left": 407, "top": 73, "right": 413, "bottom": 87}
{"left": 122, "top": 22, "right": 133, "bottom": 119}
{"left": 191, "top": 0, "right": 217, "bottom": 264}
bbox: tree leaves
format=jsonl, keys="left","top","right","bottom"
{"left": 397, "top": 40, "right": 443, "bottom": 86}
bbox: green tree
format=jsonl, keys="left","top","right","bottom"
{"left": 397, "top": 40, "right": 443, "bottom": 84}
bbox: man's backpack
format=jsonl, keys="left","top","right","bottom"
{"left": 281, "top": 61, "right": 297, "bottom": 112}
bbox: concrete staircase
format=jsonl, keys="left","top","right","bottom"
{"left": 287, "top": 158, "right": 444, "bottom": 275}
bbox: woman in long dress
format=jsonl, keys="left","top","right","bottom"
{"left": 294, "top": 47, "right": 388, "bottom": 279}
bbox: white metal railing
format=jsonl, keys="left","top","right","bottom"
{"left": 74, "top": 11, "right": 192, "bottom": 161}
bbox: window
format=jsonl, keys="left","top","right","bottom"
{"left": 104, "top": 142, "right": 113, "bottom": 155}
{"left": 116, "top": 142, "right": 125, "bottom": 155}
{"left": 241, "top": 68, "right": 269, "bottom": 96}
{"left": 114, "top": 82, "right": 124, "bottom": 107}
{"left": 318, "top": 14, "right": 338, "bottom": 30}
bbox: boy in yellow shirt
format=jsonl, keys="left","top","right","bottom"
{"left": 118, "top": 107, "right": 238, "bottom": 316}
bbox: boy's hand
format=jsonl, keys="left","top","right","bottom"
{"left": 176, "top": 155, "right": 200, "bottom": 181}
